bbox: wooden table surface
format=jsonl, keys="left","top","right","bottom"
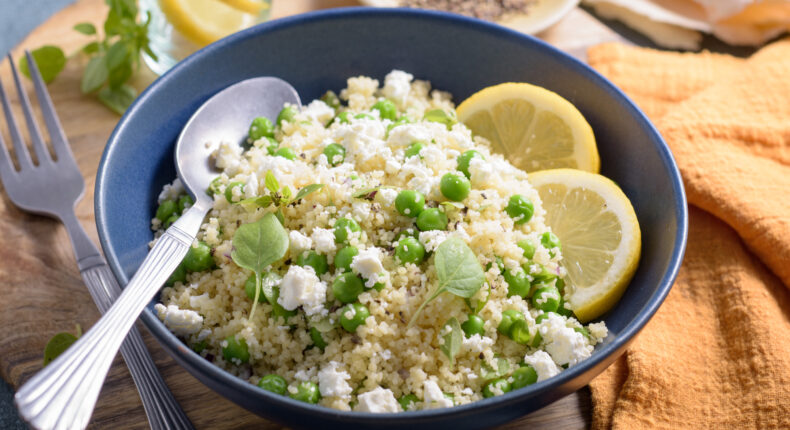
{"left": 0, "top": 1, "right": 627, "bottom": 428}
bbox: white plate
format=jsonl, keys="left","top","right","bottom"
{"left": 359, "top": 0, "right": 580, "bottom": 35}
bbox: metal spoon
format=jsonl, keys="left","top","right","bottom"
{"left": 15, "top": 77, "right": 301, "bottom": 430}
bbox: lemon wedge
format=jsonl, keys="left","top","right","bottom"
{"left": 529, "top": 169, "right": 641, "bottom": 322}
{"left": 160, "top": 0, "right": 258, "bottom": 47}
{"left": 456, "top": 83, "right": 599, "bottom": 173}
{"left": 217, "top": 0, "right": 270, "bottom": 15}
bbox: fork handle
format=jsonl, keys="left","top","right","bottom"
{"left": 81, "top": 264, "right": 194, "bottom": 430}
{"left": 15, "top": 203, "right": 209, "bottom": 430}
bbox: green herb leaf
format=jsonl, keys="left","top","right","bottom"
{"left": 108, "top": 61, "right": 132, "bottom": 89}
{"left": 97, "top": 84, "right": 136, "bottom": 115}
{"left": 259, "top": 272, "right": 281, "bottom": 304}
{"left": 20, "top": 46, "right": 66, "bottom": 84}
{"left": 352, "top": 187, "right": 379, "bottom": 200}
{"left": 440, "top": 317, "right": 463, "bottom": 366}
{"left": 264, "top": 171, "right": 279, "bottom": 194}
{"left": 294, "top": 184, "right": 324, "bottom": 202}
{"left": 74, "top": 22, "right": 97, "bottom": 35}
{"left": 43, "top": 332, "right": 78, "bottom": 366}
{"left": 480, "top": 357, "right": 510, "bottom": 380}
{"left": 231, "top": 213, "right": 289, "bottom": 318}
{"left": 81, "top": 54, "right": 108, "bottom": 93}
{"left": 465, "top": 282, "right": 491, "bottom": 315}
{"left": 423, "top": 109, "right": 457, "bottom": 130}
{"left": 408, "top": 237, "right": 484, "bottom": 326}
{"left": 281, "top": 186, "right": 293, "bottom": 201}
{"left": 105, "top": 41, "right": 128, "bottom": 70}
{"left": 275, "top": 208, "right": 285, "bottom": 225}
{"left": 81, "top": 41, "right": 100, "bottom": 55}
{"left": 236, "top": 195, "right": 273, "bottom": 210}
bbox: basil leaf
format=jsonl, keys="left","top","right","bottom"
{"left": 237, "top": 195, "right": 273, "bottom": 210}
{"left": 423, "top": 109, "right": 457, "bottom": 130}
{"left": 232, "top": 213, "right": 288, "bottom": 274}
{"left": 98, "top": 84, "right": 135, "bottom": 115}
{"left": 260, "top": 271, "right": 281, "bottom": 305}
{"left": 264, "top": 171, "right": 279, "bottom": 194}
{"left": 106, "top": 41, "right": 128, "bottom": 70}
{"left": 81, "top": 41, "right": 100, "bottom": 55}
{"left": 281, "top": 185, "right": 293, "bottom": 200}
{"left": 81, "top": 54, "right": 108, "bottom": 93}
{"left": 434, "top": 237, "right": 485, "bottom": 298}
{"left": 440, "top": 317, "right": 463, "bottom": 366}
{"left": 43, "top": 332, "right": 78, "bottom": 366}
{"left": 20, "top": 46, "right": 66, "bottom": 84}
{"left": 74, "top": 22, "right": 97, "bottom": 35}
{"left": 352, "top": 187, "right": 379, "bottom": 200}
{"left": 465, "top": 282, "right": 491, "bottom": 314}
{"left": 294, "top": 184, "right": 324, "bottom": 201}
{"left": 108, "top": 61, "right": 132, "bottom": 89}
{"left": 480, "top": 357, "right": 510, "bottom": 380}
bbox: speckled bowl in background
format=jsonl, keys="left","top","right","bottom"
{"left": 95, "top": 8, "right": 687, "bottom": 429}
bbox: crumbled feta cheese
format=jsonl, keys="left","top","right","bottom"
{"left": 588, "top": 322, "right": 609, "bottom": 342}
{"left": 387, "top": 124, "right": 431, "bottom": 148}
{"left": 462, "top": 334, "right": 494, "bottom": 354}
{"left": 381, "top": 70, "right": 413, "bottom": 107}
{"left": 154, "top": 303, "right": 203, "bottom": 336}
{"left": 302, "top": 100, "right": 335, "bottom": 124}
{"left": 294, "top": 370, "right": 312, "bottom": 381}
{"left": 539, "top": 313, "right": 592, "bottom": 366}
{"left": 289, "top": 230, "right": 313, "bottom": 254}
{"left": 277, "top": 265, "right": 327, "bottom": 316}
{"left": 351, "top": 248, "right": 385, "bottom": 288}
{"left": 244, "top": 173, "right": 258, "bottom": 199}
{"left": 189, "top": 292, "right": 212, "bottom": 309}
{"left": 352, "top": 201, "right": 371, "bottom": 221}
{"left": 157, "top": 178, "right": 184, "bottom": 204}
{"left": 355, "top": 387, "right": 400, "bottom": 413}
{"left": 469, "top": 157, "right": 495, "bottom": 187}
{"left": 377, "top": 188, "right": 398, "bottom": 207}
{"left": 312, "top": 227, "right": 336, "bottom": 254}
{"left": 523, "top": 350, "right": 561, "bottom": 382}
{"left": 419, "top": 230, "right": 449, "bottom": 253}
{"left": 423, "top": 380, "right": 453, "bottom": 408}
{"left": 213, "top": 141, "right": 244, "bottom": 176}
{"left": 318, "top": 362, "right": 352, "bottom": 398}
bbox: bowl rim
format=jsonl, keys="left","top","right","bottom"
{"left": 95, "top": 6, "right": 688, "bottom": 423}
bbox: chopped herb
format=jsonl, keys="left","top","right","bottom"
{"left": 43, "top": 324, "right": 82, "bottom": 366}
{"left": 440, "top": 317, "right": 463, "bottom": 366}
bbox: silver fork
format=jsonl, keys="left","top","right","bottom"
{"left": 0, "top": 53, "right": 194, "bottom": 430}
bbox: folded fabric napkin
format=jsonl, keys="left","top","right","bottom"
{"left": 586, "top": 40, "right": 790, "bottom": 428}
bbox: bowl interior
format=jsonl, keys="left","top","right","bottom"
{"left": 96, "top": 8, "right": 686, "bottom": 429}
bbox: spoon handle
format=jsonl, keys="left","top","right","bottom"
{"left": 15, "top": 201, "right": 210, "bottom": 430}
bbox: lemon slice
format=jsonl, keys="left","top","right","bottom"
{"left": 529, "top": 169, "right": 641, "bottom": 322}
{"left": 217, "top": 0, "right": 270, "bottom": 15}
{"left": 160, "top": 0, "right": 258, "bottom": 47}
{"left": 456, "top": 83, "right": 599, "bottom": 173}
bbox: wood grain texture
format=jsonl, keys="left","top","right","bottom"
{"left": 0, "top": 0, "right": 604, "bottom": 428}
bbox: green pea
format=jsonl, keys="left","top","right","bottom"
{"left": 258, "top": 374, "right": 287, "bottom": 395}
{"left": 222, "top": 335, "right": 249, "bottom": 364}
{"left": 517, "top": 239, "right": 535, "bottom": 259}
{"left": 483, "top": 378, "right": 511, "bottom": 398}
{"left": 334, "top": 111, "right": 350, "bottom": 124}
{"left": 249, "top": 116, "right": 274, "bottom": 141}
{"left": 275, "top": 147, "right": 297, "bottom": 160}
{"left": 309, "top": 327, "right": 328, "bottom": 350}
{"left": 505, "top": 195, "right": 535, "bottom": 225}
{"left": 398, "top": 394, "right": 419, "bottom": 411}
{"left": 461, "top": 314, "right": 485, "bottom": 337}
{"left": 394, "top": 228, "right": 419, "bottom": 242}
{"left": 244, "top": 274, "right": 268, "bottom": 303}
{"left": 372, "top": 99, "right": 397, "bottom": 120}
{"left": 531, "top": 265, "right": 558, "bottom": 285}
{"left": 164, "top": 214, "right": 179, "bottom": 229}
{"left": 504, "top": 268, "right": 530, "bottom": 298}
{"left": 191, "top": 340, "right": 207, "bottom": 353}
{"left": 386, "top": 116, "right": 412, "bottom": 135}
{"left": 440, "top": 172, "right": 471, "bottom": 202}
{"left": 531, "top": 286, "right": 561, "bottom": 313}
{"left": 371, "top": 281, "right": 385, "bottom": 292}
{"left": 511, "top": 365, "right": 538, "bottom": 390}
{"left": 323, "top": 143, "right": 346, "bottom": 166}
{"left": 263, "top": 136, "right": 279, "bottom": 155}
{"left": 509, "top": 319, "right": 533, "bottom": 345}
{"left": 354, "top": 113, "right": 374, "bottom": 120}
{"left": 531, "top": 330, "right": 543, "bottom": 347}
{"left": 320, "top": 90, "right": 341, "bottom": 110}
{"left": 333, "top": 218, "right": 361, "bottom": 243}
{"left": 334, "top": 246, "right": 359, "bottom": 272}
{"left": 541, "top": 232, "right": 561, "bottom": 251}
{"left": 416, "top": 208, "right": 448, "bottom": 231}
{"left": 297, "top": 251, "right": 329, "bottom": 276}
{"left": 340, "top": 302, "right": 370, "bottom": 332}
{"left": 556, "top": 298, "right": 574, "bottom": 317}
{"left": 290, "top": 381, "right": 320, "bottom": 404}
{"left": 177, "top": 195, "right": 194, "bottom": 213}
{"left": 224, "top": 181, "right": 245, "bottom": 202}
{"left": 183, "top": 241, "right": 214, "bottom": 272}
{"left": 165, "top": 263, "right": 187, "bottom": 286}
{"left": 535, "top": 312, "right": 553, "bottom": 324}
{"left": 156, "top": 200, "right": 177, "bottom": 222}
{"left": 332, "top": 272, "right": 364, "bottom": 304}
{"left": 276, "top": 105, "right": 297, "bottom": 126}
{"left": 207, "top": 177, "right": 223, "bottom": 197}
{"left": 395, "top": 190, "right": 425, "bottom": 217}
{"left": 271, "top": 287, "right": 298, "bottom": 320}
{"left": 574, "top": 326, "right": 591, "bottom": 339}
{"left": 395, "top": 236, "right": 425, "bottom": 265}
{"left": 405, "top": 141, "right": 424, "bottom": 158}
{"left": 497, "top": 309, "right": 525, "bottom": 336}
{"left": 443, "top": 393, "right": 456, "bottom": 405}
{"left": 456, "top": 150, "right": 483, "bottom": 179}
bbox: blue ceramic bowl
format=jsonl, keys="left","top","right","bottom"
{"left": 96, "top": 7, "right": 687, "bottom": 429}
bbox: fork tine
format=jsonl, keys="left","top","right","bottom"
{"left": 8, "top": 54, "right": 51, "bottom": 165}
{"left": 0, "top": 120, "right": 18, "bottom": 183}
{"left": 0, "top": 65, "right": 33, "bottom": 170}
{"left": 24, "top": 50, "right": 73, "bottom": 163}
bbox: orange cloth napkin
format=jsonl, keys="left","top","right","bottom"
{"left": 586, "top": 40, "right": 790, "bottom": 428}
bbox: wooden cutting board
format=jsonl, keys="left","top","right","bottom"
{"left": 0, "top": 0, "right": 610, "bottom": 427}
